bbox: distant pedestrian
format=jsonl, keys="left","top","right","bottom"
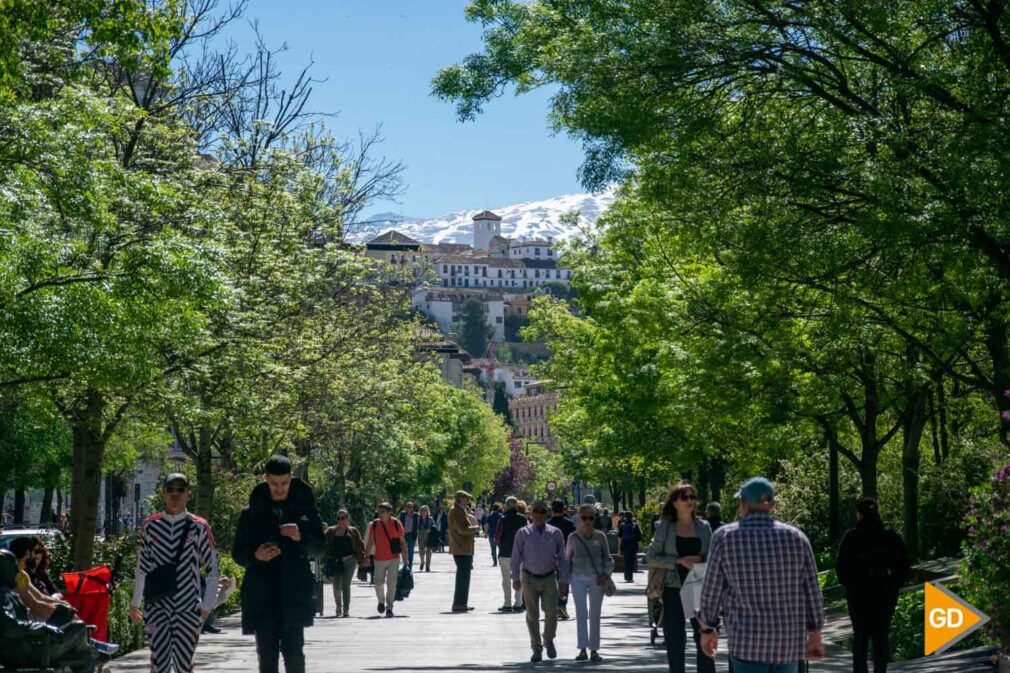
{"left": 232, "top": 456, "right": 325, "bottom": 673}
{"left": 363, "top": 502, "right": 408, "bottom": 618}
{"left": 698, "top": 477, "right": 826, "bottom": 673}
{"left": 474, "top": 503, "right": 486, "bottom": 537}
{"left": 496, "top": 496, "right": 527, "bottom": 612}
{"left": 647, "top": 482, "right": 713, "bottom": 673}
{"left": 567, "top": 504, "right": 613, "bottom": 662}
{"left": 324, "top": 509, "right": 366, "bottom": 618}
{"left": 449, "top": 490, "right": 480, "bottom": 612}
{"left": 548, "top": 499, "right": 575, "bottom": 620}
{"left": 600, "top": 508, "right": 612, "bottom": 533}
{"left": 130, "top": 473, "right": 219, "bottom": 673}
{"left": 436, "top": 506, "right": 449, "bottom": 552}
{"left": 518, "top": 500, "right": 530, "bottom": 524}
{"left": 417, "top": 505, "right": 435, "bottom": 572}
{"left": 398, "top": 501, "right": 420, "bottom": 569}
{"left": 836, "top": 498, "right": 909, "bottom": 673}
{"left": 618, "top": 511, "right": 642, "bottom": 582}
{"left": 705, "top": 502, "right": 724, "bottom": 532}
{"left": 511, "top": 499, "right": 569, "bottom": 663}
{"left": 486, "top": 503, "right": 504, "bottom": 566}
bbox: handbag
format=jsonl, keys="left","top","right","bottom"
{"left": 376, "top": 520, "right": 402, "bottom": 555}
{"left": 143, "top": 517, "right": 192, "bottom": 606}
{"left": 575, "top": 532, "right": 616, "bottom": 597}
{"left": 646, "top": 520, "right": 670, "bottom": 600}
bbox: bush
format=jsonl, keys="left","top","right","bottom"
{"left": 961, "top": 459, "right": 1010, "bottom": 653}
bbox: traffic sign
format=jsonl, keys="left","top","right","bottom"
{"left": 546, "top": 481, "right": 557, "bottom": 493}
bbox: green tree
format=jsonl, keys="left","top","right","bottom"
{"left": 456, "top": 298, "right": 494, "bottom": 357}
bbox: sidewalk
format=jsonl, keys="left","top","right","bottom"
{"left": 106, "top": 542, "right": 994, "bottom": 672}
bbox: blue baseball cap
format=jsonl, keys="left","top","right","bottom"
{"left": 734, "top": 477, "right": 775, "bottom": 504}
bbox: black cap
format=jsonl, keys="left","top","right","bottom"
{"left": 164, "top": 473, "right": 189, "bottom": 487}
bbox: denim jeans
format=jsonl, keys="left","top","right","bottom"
{"left": 729, "top": 658, "right": 797, "bottom": 673}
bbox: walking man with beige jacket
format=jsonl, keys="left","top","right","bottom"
{"left": 449, "top": 490, "right": 480, "bottom": 612}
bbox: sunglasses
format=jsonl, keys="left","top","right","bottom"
{"left": 580, "top": 515, "right": 595, "bottom": 521}
{"left": 165, "top": 486, "right": 187, "bottom": 494}
{"left": 337, "top": 515, "right": 348, "bottom": 520}
{"left": 679, "top": 493, "right": 697, "bottom": 501}
{"left": 33, "top": 548, "right": 43, "bottom": 555}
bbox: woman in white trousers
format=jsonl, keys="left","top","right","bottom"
{"left": 566, "top": 503, "right": 614, "bottom": 662}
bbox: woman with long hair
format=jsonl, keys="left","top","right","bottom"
{"left": 27, "top": 539, "right": 60, "bottom": 598}
{"left": 646, "top": 483, "right": 714, "bottom": 673}
{"left": 324, "top": 509, "right": 366, "bottom": 617}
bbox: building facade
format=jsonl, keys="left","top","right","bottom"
{"left": 509, "top": 381, "right": 558, "bottom": 448}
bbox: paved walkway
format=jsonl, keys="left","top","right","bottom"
{"left": 107, "top": 543, "right": 994, "bottom": 673}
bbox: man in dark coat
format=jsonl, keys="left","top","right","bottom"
{"left": 232, "top": 455, "right": 324, "bottom": 673}
{"left": 836, "top": 497, "right": 910, "bottom": 673}
{"left": 547, "top": 500, "right": 576, "bottom": 619}
{"left": 496, "top": 496, "right": 528, "bottom": 611}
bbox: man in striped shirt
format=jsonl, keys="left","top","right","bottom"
{"left": 130, "top": 473, "right": 219, "bottom": 673}
{"left": 698, "top": 477, "right": 825, "bottom": 673}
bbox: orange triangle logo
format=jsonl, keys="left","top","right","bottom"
{"left": 924, "top": 582, "right": 989, "bottom": 655}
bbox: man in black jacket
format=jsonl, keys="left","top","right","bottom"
{"left": 496, "top": 496, "right": 528, "bottom": 612}
{"left": 232, "top": 456, "right": 324, "bottom": 673}
{"left": 548, "top": 500, "right": 576, "bottom": 619}
{"left": 398, "top": 501, "right": 420, "bottom": 569}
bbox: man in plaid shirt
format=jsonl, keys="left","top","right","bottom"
{"left": 697, "top": 477, "right": 825, "bottom": 673}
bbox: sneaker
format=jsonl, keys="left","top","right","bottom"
{"left": 575, "top": 649, "right": 588, "bottom": 661}
{"left": 377, "top": 602, "right": 385, "bottom": 614}
{"left": 545, "top": 641, "right": 557, "bottom": 659}
{"left": 513, "top": 604, "right": 524, "bottom": 612}
{"left": 590, "top": 651, "right": 602, "bottom": 662}
{"left": 385, "top": 608, "right": 394, "bottom": 618}
{"left": 425, "top": 567, "right": 431, "bottom": 573}
{"left": 499, "top": 604, "right": 512, "bottom": 612}
{"left": 530, "top": 650, "right": 543, "bottom": 663}
{"left": 201, "top": 624, "right": 222, "bottom": 634}
{"left": 342, "top": 610, "right": 349, "bottom": 618}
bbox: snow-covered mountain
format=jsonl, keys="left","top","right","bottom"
{"left": 354, "top": 191, "right": 616, "bottom": 244}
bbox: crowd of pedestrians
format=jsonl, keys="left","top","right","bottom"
{"left": 0, "top": 458, "right": 917, "bottom": 673}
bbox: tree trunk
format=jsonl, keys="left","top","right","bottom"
{"left": 608, "top": 481, "right": 622, "bottom": 511}
{"left": 194, "top": 425, "right": 215, "bottom": 520}
{"left": 639, "top": 478, "right": 647, "bottom": 508}
{"left": 40, "top": 487, "right": 53, "bottom": 524}
{"left": 70, "top": 389, "right": 106, "bottom": 570}
{"left": 828, "top": 433, "right": 840, "bottom": 544}
{"left": 13, "top": 490, "right": 25, "bottom": 524}
{"left": 927, "top": 387, "right": 941, "bottom": 465}
{"left": 902, "top": 383, "right": 928, "bottom": 563}
{"left": 936, "top": 372, "right": 950, "bottom": 462}
{"left": 986, "top": 316, "right": 1010, "bottom": 445}
{"left": 56, "top": 489, "right": 63, "bottom": 519}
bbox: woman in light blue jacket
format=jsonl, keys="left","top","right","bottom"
{"left": 647, "top": 483, "right": 713, "bottom": 673}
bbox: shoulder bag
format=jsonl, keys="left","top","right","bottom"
{"left": 376, "top": 519, "right": 402, "bottom": 555}
{"left": 645, "top": 520, "right": 670, "bottom": 600}
{"left": 143, "top": 516, "right": 192, "bottom": 606}
{"left": 575, "top": 532, "right": 616, "bottom": 597}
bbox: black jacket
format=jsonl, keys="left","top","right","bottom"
{"left": 232, "top": 478, "right": 325, "bottom": 635}
{"left": 497, "top": 509, "right": 527, "bottom": 557}
{"left": 399, "top": 511, "right": 420, "bottom": 536}
{"left": 836, "top": 520, "right": 910, "bottom": 628}
{"left": 548, "top": 514, "right": 575, "bottom": 542}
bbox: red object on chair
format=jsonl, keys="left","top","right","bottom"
{"left": 61, "top": 565, "right": 112, "bottom": 642}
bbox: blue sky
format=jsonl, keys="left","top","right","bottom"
{"left": 223, "top": 1, "right": 586, "bottom": 218}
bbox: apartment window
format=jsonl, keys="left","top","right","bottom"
{"left": 514, "top": 381, "right": 523, "bottom": 389}
{"left": 548, "top": 249, "right": 554, "bottom": 256}
{"left": 535, "top": 269, "right": 540, "bottom": 279}
{"left": 496, "top": 316, "right": 503, "bottom": 324}
{"left": 390, "top": 254, "right": 396, "bottom": 261}
{"left": 535, "top": 248, "right": 541, "bottom": 256}
{"left": 443, "top": 264, "right": 448, "bottom": 273}
{"left": 497, "top": 269, "right": 502, "bottom": 278}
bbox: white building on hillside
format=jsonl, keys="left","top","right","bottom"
{"left": 412, "top": 288, "right": 506, "bottom": 342}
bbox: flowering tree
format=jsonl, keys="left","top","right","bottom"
{"left": 962, "top": 461, "right": 1010, "bottom": 654}
{"left": 492, "top": 437, "right": 536, "bottom": 501}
